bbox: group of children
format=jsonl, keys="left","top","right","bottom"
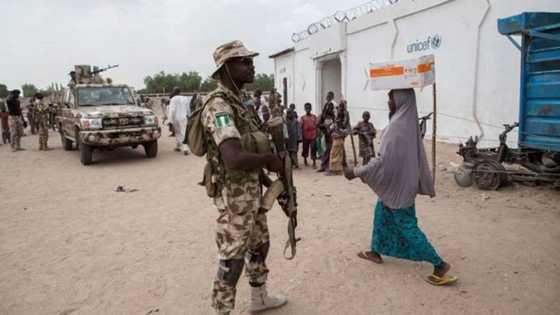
{"left": 283, "top": 96, "right": 377, "bottom": 173}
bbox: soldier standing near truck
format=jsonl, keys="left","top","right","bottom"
{"left": 197, "top": 40, "right": 287, "bottom": 315}
{"left": 35, "top": 93, "right": 50, "bottom": 150}
{"left": 6, "top": 90, "right": 24, "bottom": 152}
{"left": 26, "top": 102, "right": 37, "bottom": 135}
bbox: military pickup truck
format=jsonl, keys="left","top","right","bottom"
{"left": 57, "top": 65, "right": 161, "bottom": 165}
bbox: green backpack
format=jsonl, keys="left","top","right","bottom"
{"left": 184, "top": 92, "right": 227, "bottom": 157}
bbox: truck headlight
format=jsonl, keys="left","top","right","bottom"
{"left": 144, "top": 115, "right": 157, "bottom": 126}
{"left": 80, "top": 118, "right": 103, "bottom": 129}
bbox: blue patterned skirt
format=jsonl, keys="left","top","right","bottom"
{"left": 371, "top": 200, "right": 443, "bottom": 266}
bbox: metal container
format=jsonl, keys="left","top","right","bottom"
{"left": 498, "top": 12, "right": 560, "bottom": 152}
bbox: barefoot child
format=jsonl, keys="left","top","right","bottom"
{"left": 353, "top": 111, "right": 376, "bottom": 165}
{"left": 344, "top": 89, "right": 457, "bottom": 286}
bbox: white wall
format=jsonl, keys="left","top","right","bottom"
{"left": 320, "top": 58, "right": 342, "bottom": 110}
{"left": 293, "top": 47, "right": 316, "bottom": 114}
{"left": 273, "top": 0, "right": 560, "bottom": 146}
{"left": 273, "top": 52, "right": 294, "bottom": 106}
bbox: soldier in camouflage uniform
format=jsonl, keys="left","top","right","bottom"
{"left": 26, "top": 102, "right": 37, "bottom": 135}
{"left": 6, "top": 90, "right": 24, "bottom": 152}
{"left": 34, "top": 93, "right": 50, "bottom": 150}
{"left": 201, "top": 40, "right": 287, "bottom": 315}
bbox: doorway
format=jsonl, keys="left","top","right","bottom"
{"left": 319, "top": 57, "right": 342, "bottom": 111}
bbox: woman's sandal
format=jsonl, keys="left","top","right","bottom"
{"left": 425, "top": 274, "right": 458, "bottom": 286}
{"left": 357, "top": 251, "right": 384, "bottom": 264}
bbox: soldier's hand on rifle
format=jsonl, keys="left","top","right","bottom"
{"left": 265, "top": 154, "right": 283, "bottom": 173}
{"left": 344, "top": 167, "right": 357, "bottom": 181}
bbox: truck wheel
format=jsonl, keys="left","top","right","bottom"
{"left": 80, "top": 143, "right": 93, "bottom": 165}
{"left": 60, "top": 130, "right": 73, "bottom": 151}
{"left": 144, "top": 141, "right": 158, "bottom": 158}
{"left": 74, "top": 128, "right": 81, "bottom": 150}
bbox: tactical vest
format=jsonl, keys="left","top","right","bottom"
{"left": 203, "top": 89, "right": 271, "bottom": 198}
{"left": 36, "top": 103, "right": 49, "bottom": 122}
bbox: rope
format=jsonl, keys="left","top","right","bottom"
{"left": 349, "top": 106, "right": 510, "bottom": 130}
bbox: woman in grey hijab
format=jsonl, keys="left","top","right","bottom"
{"left": 344, "top": 89, "right": 457, "bottom": 286}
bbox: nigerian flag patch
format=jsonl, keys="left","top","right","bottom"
{"left": 215, "top": 113, "right": 232, "bottom": 128}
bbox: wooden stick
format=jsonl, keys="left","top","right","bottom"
{"left": 347, "top": 113, "right": 358, "bottom": 166}
{"left": 432, "top": 83, "right": 437, "bottom": 183}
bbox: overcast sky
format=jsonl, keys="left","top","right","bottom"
{"left": 0, "top": 0, "right": 366, "bottom": 91}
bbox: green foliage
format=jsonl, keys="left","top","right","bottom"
{"left": 245, "top": 73, "right": 274, "bottom": 92}
{"left": 21, "top": 83, "right": 38, "bottom": 97}
{"left": 141, "top": 71, "right": 274, "bottom": 94}
{"left": 39, "top": 83, "right": 64, "bottom": 97}
{"left": 200, "top": 77, "right": 218, "bottom": 92}
{"left": 0, "top": 83, "right": 8, "bottom": 98}
{"left": 143, "top": 71, "right": 202, "bottom": 94}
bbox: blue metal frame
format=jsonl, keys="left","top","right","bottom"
{"left": 498, "top": 12, "right": 560, "bottom": 152}
{"left": 506, "top": 35, "right": 521, "bottom": 51}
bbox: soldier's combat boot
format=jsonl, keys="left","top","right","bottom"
{"left": 249, "top": 285, "right": 287, "bottom": 313}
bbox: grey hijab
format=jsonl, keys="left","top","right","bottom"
{"left": 354, "top": 88, "right": 435, "bottom": 209}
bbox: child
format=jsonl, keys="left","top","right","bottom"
{"left": 299, "top": 103, "right": 318, "bottom": 168}
{"left": 353, "top": 111, "right": 376, "bottom": 165}
{"left": 329, "top": 100, "right": 349, "bottom": 175}
{"left": 286, "top": 109, "right": 300, "bottom": 168}
{"left": 288, "top": 103, "right": 298, "bottom": 119}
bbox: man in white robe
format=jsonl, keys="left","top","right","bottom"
{"left": 168, "top": 94, "right": 192, "bottom": 155}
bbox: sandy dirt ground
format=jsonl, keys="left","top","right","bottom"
{"left": 1, "top": 127, "right": 559, "bottom": 315}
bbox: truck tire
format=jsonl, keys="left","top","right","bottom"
{"left": 144, "top": 141, "right": 158, "bottom": 158}
{"left": 74, "top": 128, "right": 81, "bottom": 150}
{"left": 80, "top": 143, "right": 93, "bottom": 165}
{"left": 60, "top": 130, "right": 73, "bottom": 151}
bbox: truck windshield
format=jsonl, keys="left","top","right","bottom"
{"left": 77, "top": 87, "right": 135, "bottom": 106}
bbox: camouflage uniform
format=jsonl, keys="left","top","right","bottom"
{"left": 6, "top": 93, "right": 24, "bottom": 151}
{"left": 35, "top": 101, "right": 50, "bottom": 150}
{"left": 8, "top": 116, "right": 23, "bottom": 150}
{"left": 27, "top": 104, "right": 37, "bottom": 135}
{"left": 202, "top": 82, "right": 271, "bottom": 313}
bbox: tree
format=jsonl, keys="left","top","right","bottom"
{"left": 141, "top": 71, "right": 274, "bottom": 94}
{"left": 143, "top": 71, "right": 203, "bottom": 94}
{"left": 0, "top": 83, "right": 8, "bottom": 98}
{"left": 246, "top": 73, "right": 274, "bottom": 92}
{"left": 179, "top": 71, "right": 202, "bottom": 92}
{"left": 200, "top": 77, "right": 218, "bottom": 92}
{"left": 21, "top": 83, "right": 38, "bottom": 97}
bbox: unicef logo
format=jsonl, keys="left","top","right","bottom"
{"left": 407, "top": 34, "right": 443, "bottom": 53}
{"left": 431, "top": 35, "right": 442, "bottom": 49}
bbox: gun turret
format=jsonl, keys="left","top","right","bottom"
{"left": 92, "top": 64, "right": 119, "bottom": 75}
{"left": 73, "top": 64, "right": 119, "bottom": 84}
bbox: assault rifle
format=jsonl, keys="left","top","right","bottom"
{"left": 266, "top": 116, "right": 300, "bottom": 260}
